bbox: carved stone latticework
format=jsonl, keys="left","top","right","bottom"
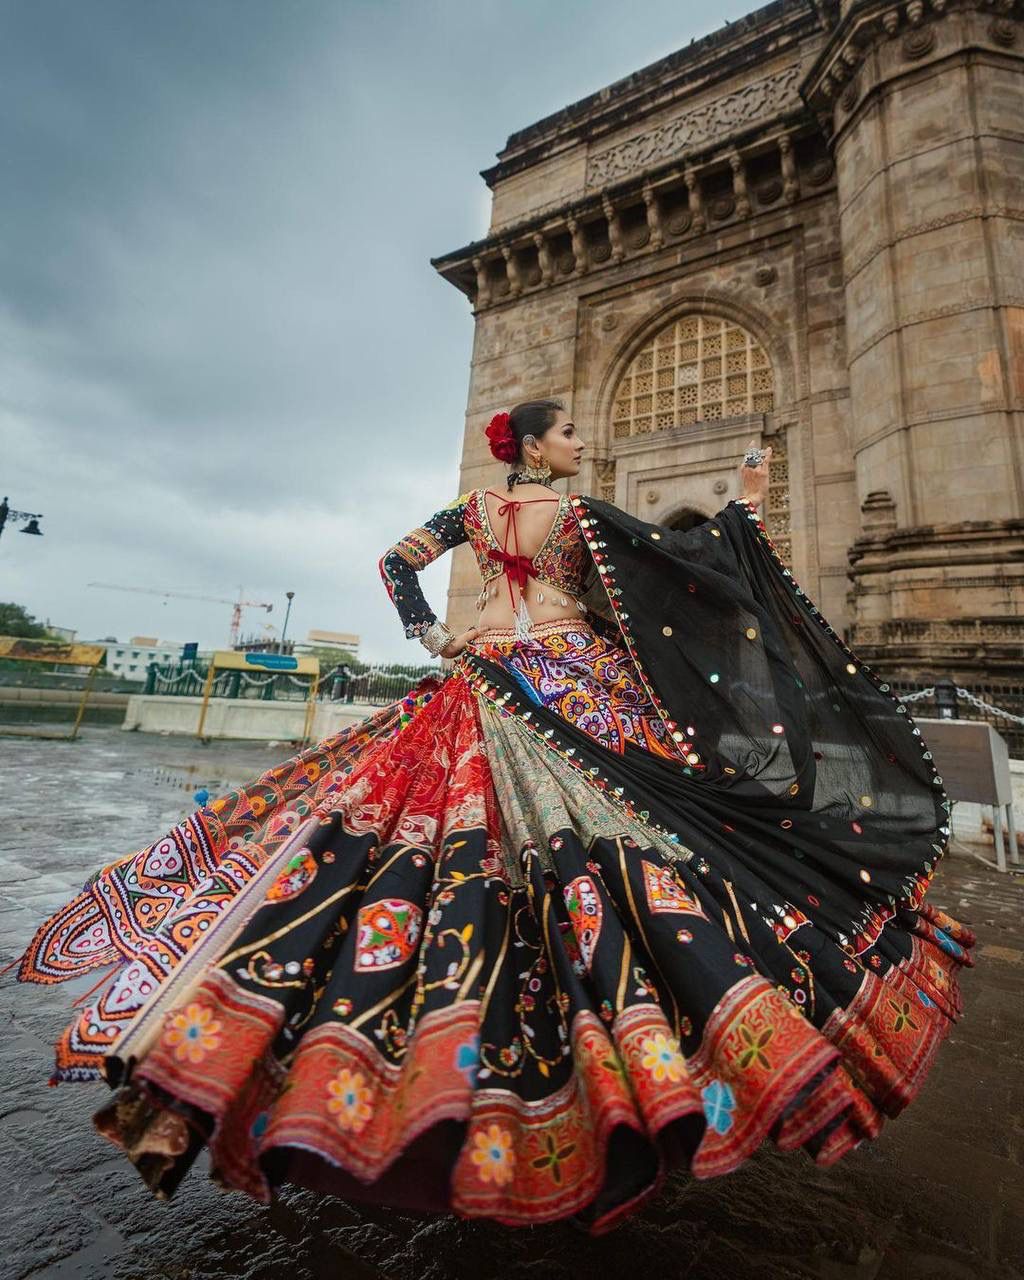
{"left": 764, "top": 428, "right": 791, "bottom": 567}
{"left": 612, "top": 315, "right": 775, "bottom": 438}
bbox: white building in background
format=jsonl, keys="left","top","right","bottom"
{"left": 97, "top": 635, "right": 182, "bottom": 681}
{"left": 296, "top": 629, "right": 360, "bottom": 658}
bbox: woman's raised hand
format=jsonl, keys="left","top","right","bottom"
{"left": 738, "top": 439, "right": 772, "bottom": 508}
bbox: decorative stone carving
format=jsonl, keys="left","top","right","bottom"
{"left": 902, "top": 25, "right": 936, "bottom": 59}
{"left": 755, "top": 265, "right": 778, "bottom": 286}
{"left": 602, "top": 195, "right": 624, "bottom": 264}
{"left": 806, "top": 158, "right": 834, "bottom": 186}
{"left": 729, "top": 152, "right": 751, "bottom": 219}
{"left": 779, "top": 134, "right": 800, "bottom": 203}
{"left": 585, "top": 64, "right": 803, "bottom": 187}
{"left": 684, "top": 167, "right": 707, "bottom": 234}
{"left": 709, "top": 195, "right": 736, "bottom": 221}
{"left": 532, "top": 232, "right": 554, "bottom": 286}
{"left": 567, "top": 217, "right": 587, "bottom": 276}
{"left": 990, "top": 18, "right": 1017, "bottom": 46}
{"left": 665, "top": 210, "right": 693, "bottom": 236}
{"left": 713, "top": 479, "right": 728, "bottom": 496}
{"left": 556, "top": 251, "right": 575, "bottom": 276}
{"left": 756, "top": 178, "right": 783, "bottom": 205}
{"left": 594, "top": 459, "right": 617, "bottom": 503}
{"left": 471, "top": 256, "right": 490, "bottom": 310}
{"left": 839, "top": 76, "right": 860, "bottom": 112}
{"left": 611, "top": 313, "right": 775, "bottom": 437}
{"left": 642, "top": 182, "right": 664, "bottom": 251}
{"left": 500, "top": 244, "right": 521, "bottom": 298}
{"left": 645, "top": 489, "right": 660, "bottom": 504}
{"left": 599, "top": 313, "right": 619, "bottom": 332}
{"left": 626, "top": 225, "right": 651, "bottom": 251}
{"left": 590, "top": 241, "right": 612, "bottom": 263}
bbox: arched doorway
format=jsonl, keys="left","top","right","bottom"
{"left": 604, "top": 311, "right": 789, "bottom": 565}
{"left": 666, "top": 506, "right": 711, "bottom": 532}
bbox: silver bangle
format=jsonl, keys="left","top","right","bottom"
{"left": 419, "top": 621, "right": 455, "bottom": 657}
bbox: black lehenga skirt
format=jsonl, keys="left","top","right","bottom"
{"left": 13, "top": 497, "right": 975, "bottom": 1233}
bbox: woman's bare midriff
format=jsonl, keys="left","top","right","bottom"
{"left": 475, "top": 577, "right": 585, "bottom": 632}
{"left": 474, "top": 484, "right": 587, "bottom": 633}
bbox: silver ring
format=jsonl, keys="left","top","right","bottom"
{"left": 744, "top": 448, "right": 767, "bottom": 467}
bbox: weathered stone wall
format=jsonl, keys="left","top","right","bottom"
{"left": 804, "top": 0, "right": 1024, "bottom": 679}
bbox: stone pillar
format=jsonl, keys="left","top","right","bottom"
{"left": 684, "top": 167, "right": 707, "bottom": 235}
{"left": 532, "top": 232, "right": 554, "bottom": 286}
{"left": 729, "top": 151, "right": 751, "bottom": 219}
{"left": 778, "top": 133, "right": 800, "bottom": 204}
{"left": 602, "top": 195, "right": 624, "bottom": 264}
{"left": 471, "top": 255, "right": 490, "bottom": 311}
{"left": 567, "top": 216, "right": 587, "bottom": 276}
{"left": 805, "top": 0, "right": 1024, "bottom": 682}
{"left": 500, "top": 242, "right": 521, "bottom": 298}
{"left": 642, "top": 181, "right": 664, "bottom": 251}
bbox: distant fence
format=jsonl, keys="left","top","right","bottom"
{"left": 894, "top": 681, "right": 1024, "bottom": 757}
{"left": 144, "top": 659, "right": 441, "bottom": 708}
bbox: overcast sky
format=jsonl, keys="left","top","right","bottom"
{"left": 1, "top": 0, "right": 749, "bottom": 663}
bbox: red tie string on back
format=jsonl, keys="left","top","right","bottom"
{"left": 485, "top": 492, "right": 560, "bottom": 611}
{"left": 486, "top": 548, "right": 535, "bottom": 592}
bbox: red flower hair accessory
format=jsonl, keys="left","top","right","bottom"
{"left": 485, "top": 410, "right": 518, "bottom": 463}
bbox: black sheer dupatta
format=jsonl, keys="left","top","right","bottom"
{"left": 470, "top": 495, "right": 950, "bottom": 965}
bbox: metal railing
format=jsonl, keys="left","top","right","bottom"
{"left": 141, "top": 662, "right": 1024, "bottom": 744}
{"left": 894, "top": 681, "right": 1024, "bottom": 756}
{"left": 143, "top": 659, "right": 441, "bottom": 707}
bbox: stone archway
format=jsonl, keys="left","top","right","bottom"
{"left": 665, "top": 505, "right": 711, "bottom": 532}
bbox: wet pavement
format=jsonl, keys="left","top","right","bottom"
{"left": 0, "top": 726, "right": 1022, "bottom": 1280}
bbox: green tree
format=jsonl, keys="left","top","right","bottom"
{"left": 0, "top": 601, "right": 50, "bottom": 638}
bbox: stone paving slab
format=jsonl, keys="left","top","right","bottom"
{"left": 0, "top": 727, "right": 1022, "bottom": 1280}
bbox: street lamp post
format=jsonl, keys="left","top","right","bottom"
{"left": 0, "top": 496, "right": 44, "bottom": 542}
{"left": 280, "top": 591, "right": 295, "bottom": 654}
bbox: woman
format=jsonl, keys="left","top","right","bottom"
{"left": 13, "top": 399, "right": 974, "bottom": 1233}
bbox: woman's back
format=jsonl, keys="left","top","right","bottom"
{"left": 474, "top": 484, "right": 589, "bottom": 632}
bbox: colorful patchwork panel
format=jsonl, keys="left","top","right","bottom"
{"left": 354, "top": 898, "right": 424, "bottom": 972}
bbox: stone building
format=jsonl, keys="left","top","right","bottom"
{"left": 432, "top": 0, "right": 1024, "bottom": 711}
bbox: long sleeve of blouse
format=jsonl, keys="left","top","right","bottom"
{"left": 378, "top": 495, "right": 470, "bottom": 638}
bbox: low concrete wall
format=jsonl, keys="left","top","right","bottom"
{"left": 123, "top": 695, "right": 379, "bottom": 741}
{"left": 0, "top": 686, "right": 130, "bottom": 707}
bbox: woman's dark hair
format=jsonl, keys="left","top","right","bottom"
{"left": 508, "top": 399, "right": 564, "bottom": 463}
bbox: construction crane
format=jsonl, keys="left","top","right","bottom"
{"left": 88, "top": 583, "right": 273, "bottom": 649}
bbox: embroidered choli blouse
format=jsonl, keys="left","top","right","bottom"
{"left": 378, "top": 488, "right": 590, "bottom": 638}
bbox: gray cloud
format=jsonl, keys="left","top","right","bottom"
{"left": 1, "top": 0, "right": 745, "bottom": 659}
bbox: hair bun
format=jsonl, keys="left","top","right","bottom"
{"left": 485, "top": 410, "right": 518, "bottom": 463}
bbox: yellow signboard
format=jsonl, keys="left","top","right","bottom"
{"left": 0, "top": 637, "right": 105, "bottom": 667}
{"left": 209, "top": 649, "right": 320, "bottom": 676}
{"left": 0, "top": 634, "right": 106, "bottom": 741}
